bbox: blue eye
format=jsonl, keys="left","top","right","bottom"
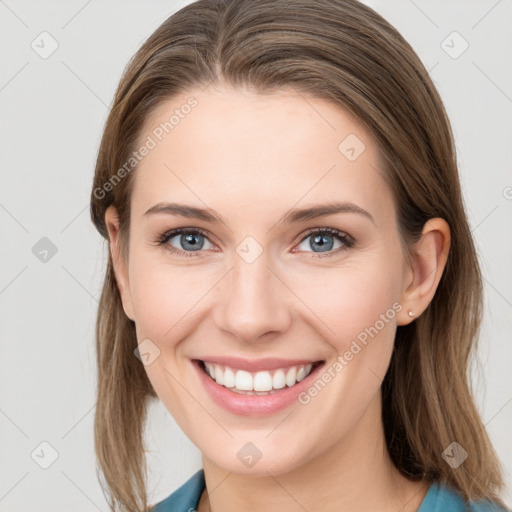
{"left": 294, "top": 228, "right": 355, "bottom": 257}
{"left": 157, "top": 229, "right": 214, "bottom": 257}
{"left": 155, "top": 227, "right": 355, "bottom": 258}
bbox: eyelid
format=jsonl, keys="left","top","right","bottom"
{"left": 291, "top": 227, "right": 355, "bottom": 257}
{"left": 295, "top": 226, "right": 354, "bottom": 246}
{"left": 155, "top": 227, "right": 218, "bottom": 253}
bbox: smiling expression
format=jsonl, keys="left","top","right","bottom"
{"left": 105, "top": 84, "right": 416, "bottom": 475}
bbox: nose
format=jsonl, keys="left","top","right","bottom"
{"left": 211, "top": 249, "right": 292, "bottom": 344}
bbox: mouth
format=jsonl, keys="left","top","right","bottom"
{"left": 191, "top": 357, "right": 327, "bottom": 416}
{"left": 194, "top": 358, "right": 325, "bottom": 395}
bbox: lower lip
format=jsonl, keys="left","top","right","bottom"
{"left": 192, "top": 359, "right": 325, "bottom": 416}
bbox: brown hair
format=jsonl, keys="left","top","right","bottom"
{"left": 89, "top": 1, "right": 506, "bottom": 510}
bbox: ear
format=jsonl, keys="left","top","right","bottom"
{"left": 397, "top": 217, "right": 451, "bottom": 326}
{"left": 104, "top": 205, "right": 135, "bottom": 321}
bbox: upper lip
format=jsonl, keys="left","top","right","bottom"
{"left": 194, "top": 356, "right": 324, "bottom": 372}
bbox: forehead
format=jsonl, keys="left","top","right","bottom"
{"left": 130, "top": 86, "right": 394, "bottom": 225}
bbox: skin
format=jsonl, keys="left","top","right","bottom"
{"left": 105, "top": 85, "right": 450, "bottom": 512}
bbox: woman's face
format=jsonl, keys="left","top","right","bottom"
{"left": 107, "top": 85, "right": 416, "bottom": 476}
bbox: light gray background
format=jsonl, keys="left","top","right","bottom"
{"left": 1, "top": 1, "right": 511, "bottom": 510}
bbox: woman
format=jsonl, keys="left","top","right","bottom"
{"left": 89, "top": 1, "right": 509, "bottom": 511}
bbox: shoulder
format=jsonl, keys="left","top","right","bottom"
{"left": 419, "top": 481, "right": 510, "bottom": 512}
{"left": 150, "top": 469, "right": 205, "bottom": 512}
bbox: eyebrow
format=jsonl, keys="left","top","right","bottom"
{"left": 143, "top": 201, "right": 375, "bottom": 226}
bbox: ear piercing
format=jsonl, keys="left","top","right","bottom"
{"left": 408, "top": 310, "right": 415, "bottom": 318}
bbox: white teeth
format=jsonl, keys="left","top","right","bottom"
{"left": 214, "top": 366, "right": 224, "bottom": 386}
{"left": 203, "top": 361, "right": 316, "bottom": 392}
{"left": 253, "top": 371, "right": 273, "bottom": 391}
{"left": 272, "top": 369, "right": 286, "bottom": 389}
{"left": 285, "top": 366, "right": 297, "bottom": 387}
{"left": 235, "top": 370, "right": 253, "bottom": 391}
{"left": 297, "top": 366, "right": 308, "bottom": 382}
{"left": 223, "top": 367, "right": 235, "bottom": 388}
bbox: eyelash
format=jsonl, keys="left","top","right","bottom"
{"left": 154, "top": 227, "right": 356, "bottom": 259}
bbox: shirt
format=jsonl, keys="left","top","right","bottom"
{"left": 151, "top": 469, "right": 509, "bottom": 512}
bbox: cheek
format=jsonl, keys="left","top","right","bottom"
{"left": 128, "top": 253, "right": 216, "bottom": 344}
{"left": 127, "top": 255, "right": 210, "bottom": 419}
{"left": 288, "top": 265, "right": 401, "bottom": 431}
{"left": 290, "top": 259, "right": 401, "bottom": 347}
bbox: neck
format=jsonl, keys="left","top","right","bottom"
{"left": 198, "top": 393, "right": 428, "bottom": 512}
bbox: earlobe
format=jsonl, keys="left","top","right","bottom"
{"left": 104, "top": 205, "right": 135, "bottom": 321}
{"left": 398, "top": 218, "right": 451, "bottom": 325}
